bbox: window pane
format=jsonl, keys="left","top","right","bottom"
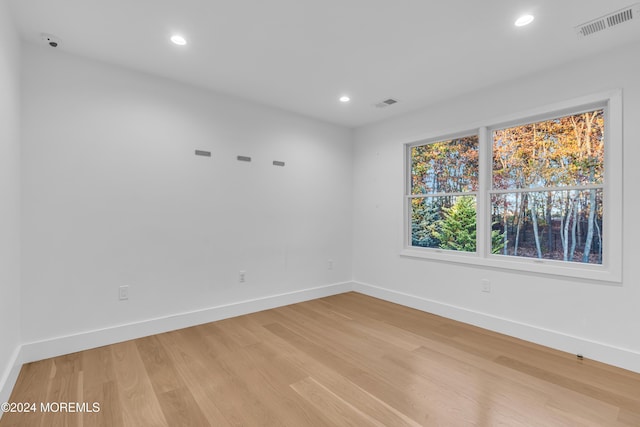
{"left": 411, "top": 136, "right": 479, "bottom": 194}
{"left": 491, "top": 189, "right": 603, "bottom": 264}
{"left": 411, "top": 195, "right": 477, "bottom": 252}
{"left": 492, "top": 110, "right": 604, "bottom": 190}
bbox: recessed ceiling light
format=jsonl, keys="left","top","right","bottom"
{"left": 170, "top": 35, "right": 187, "bottom": 45}
{"left": 515, "top": 15, "right": 535, "bottom": 27}
{"left": 339, "top": 96, "right": 351, "bottom": 103}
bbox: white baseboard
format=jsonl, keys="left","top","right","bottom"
{"left": 19, "top": 281, "right": 353, "bottom": 365}
{"left": 352, "top": 281, "right": 640, "bottom": 374}
{"left": 0, "top": 346, "right": 22, "bottom": 408}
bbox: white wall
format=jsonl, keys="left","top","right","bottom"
{"left": 353, "top": 41, "right": 640, "bottom": 371}
{"left": 0, "top": 0, "right": 22, "bottom": 403}
{"left": 20, "top": 43, "right": 353, "bottom": 346}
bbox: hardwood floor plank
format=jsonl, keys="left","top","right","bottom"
{"left": 456, "top": 326, "right": 640, "bottom": 398}
{"left": 2, "top": 292, "right": 639, "bottom": 427}
{"left": 214, "top": 345, "right": 334, "bottom": 426}
{"left": 44, "top": 371, "right": 82, "bottom": 427}
{"left": 411, "top": 345, "right": 622, "bottom": 426}
{"left": 110, "top": 341, "right": 168, "bottom": 427}
{"left": 156, "top": 387, "right": 211, "bottom": 427}
{"left": 190, "top": 323, "right": 241, "bottom": 359}
{"left": 0, "top": 359, "right": 53, "bottom": 427}
{"left": 154, "top": 332, "right": 232, "bottom": 426}
{"left": 263, "top": 321, "right": 433, "bottom": 424}
{"left": 81, "top": 346, "right": 116, "bottom": 390}
{"left": 84, "top": 380, "right": 125, "bottom": 427}
{"left": 398, "top": 346, "right": 588, "bottom": 426}
{"left": 290, "top": 376, "right": 385, "bottom": 427}
{"left": 135, "top": 335, "right": 184, "bottom": 395}
{"left": 292, "top": 363, "right": 422, "bottom": 427}
{"left": 618, "top": 407, "right": 640, "bottom": 426}
{"left": 81, "top": 346, "right": 124, "bottom": 427}
{"left": 494, "top": 355, "right": 640, "bottom": 414}
{"left": 158, "top": 328, "right": 281, "bottom": 426}
{"left": 213, "top": 317, "right": 262, "bottom": 348}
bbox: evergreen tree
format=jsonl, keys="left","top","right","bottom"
{"left": 411, "top": 199, "right": 441, "bottom": 248}
{"left": 436, "top": 196, "right": 476, "bottom": 252}
{"left": 491, "top": 224, "right": 506, "bottom": 254}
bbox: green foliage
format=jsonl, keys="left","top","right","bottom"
{"left": 435, "top": 196, "right": 477, "bottom": 252}
{"left": 411, "top": 199, "right": 441, "bottom": 248}
{"left": 412, "top": 196, "right": 506, "bottom": 253}
{"left": 491, "top": 224, "right": 506, "bottom": 254}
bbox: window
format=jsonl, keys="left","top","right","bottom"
{"left": 410, "top": 136, "right": 479, "bottom": 252}
{"left": 491, "top": 110, "right": 604, "bottom": 264}
{"left": 403, "top": 91, "right": 622, "bottom": 282}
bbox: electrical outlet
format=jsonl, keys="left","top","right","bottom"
{"left": 481, "top": 279, "right": 491, "bottom": 293}
{"left": 239, "top": 271, "right": 246, "bottom": 283}
{"left": 119, "top": 285, "right": 129, "bottom": 300}
{"left": 327, "top": 259, "right": 333, "bottom": 270}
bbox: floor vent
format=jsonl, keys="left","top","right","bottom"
{"left": 576, "top": 3, "right": 640, "bottom": 37}
{"left": 375, "top": 98, "right": 398, "bottom": 108}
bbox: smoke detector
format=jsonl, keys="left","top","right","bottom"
{"left": 374, "top": 98, "right": 399, "bottom": 108}
{"left": 40, "top": 33, "right": 61, "bottom": 48}
{"left": 575, "top": 3, "right": 640, "bottom": 37}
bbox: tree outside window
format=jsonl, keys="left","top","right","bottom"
{"left": 491, "top": 109, "right": 604, "bottom": 264}
{"left": 410, "top": 136, "right": 481, "bottom": 252}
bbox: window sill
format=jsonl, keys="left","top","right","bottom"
{"left": 400, "top": 247, "right": 621, "bottom": 284}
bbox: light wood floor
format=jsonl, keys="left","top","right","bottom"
{"left": 2, "top": 292, "right": 639, "bottom": 426}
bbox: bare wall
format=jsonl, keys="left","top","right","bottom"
{"left": 20, "top": 43, "right": 353, "bottom": 343}
{"left": 0, "top": 0, "right": 22, "bottom": 403}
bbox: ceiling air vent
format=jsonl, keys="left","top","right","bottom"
{"left": 374, "top": 98, "right": 399, "bottom": 108}
{"left": 576, "top": 3, "right": 640, "bottom": 37}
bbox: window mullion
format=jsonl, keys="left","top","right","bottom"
{"left": 404, "top": 145, "right": 412, "bottom": 248}
{"left": 408, "top": 192, "right": 477, "bottom": 199}
{"left": 489, "top": 184, "right": 604, "bottom": 195}
{"left": 477, "top": 127, "right": 489, "bottom": 258}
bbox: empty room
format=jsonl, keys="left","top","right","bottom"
{"left": 1, "top": 0, "right": 639, "bottom": 425}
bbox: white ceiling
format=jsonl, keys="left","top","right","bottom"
{"left": 8, "top": 0, "right": 640, "bottom": 127}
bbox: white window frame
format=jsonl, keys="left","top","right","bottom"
{"left": 405, "top": 131, "right": 481, "bottom": 259}
{"left": 401, "top": 90, "right": 622, "bottom": 283}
